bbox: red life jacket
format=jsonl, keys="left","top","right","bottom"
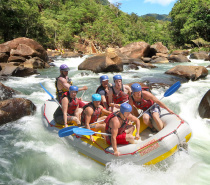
{"left": 96, "top": 84, "right": 110, "bottom": 107}
{"left": 131, "top": 91, "right": 154, "bottom": 111}
{"left": 111, "top": 85, "right": 129, "bottom": 104}
{"left": 105, "top": 112, "right": 129, "bottom": 135}
{"left": 61, "top": 92, "right": 79, "bottom": 115}
{"left": 81, "top": 102, "right": 101, "bottom": 125}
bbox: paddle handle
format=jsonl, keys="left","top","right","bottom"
{"left": 94, "top": 131, "right": 111, "bottom": 136}
{"left": 80, "top": 90, "right": 85, "bottom": 99}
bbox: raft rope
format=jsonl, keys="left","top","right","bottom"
{"left": 44, "top": 103, "right": 186, "bottom": 156}
{"left": 73, "top": 113, "right": 185, "bottom": 156}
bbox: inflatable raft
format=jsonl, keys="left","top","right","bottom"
{"left": 42, "top": 99, "right": 192, "bottom": 166}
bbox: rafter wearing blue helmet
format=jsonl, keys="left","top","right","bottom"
{"left": 129, "top": 83, "right": 174, "bottom": 132}
{"left": 104, "top": 102, "right": 140, "bottom": 156}
{"left": 96, "top": 75, "right": 112, "bottom": 110}
{"left": 81, "top": 93, "right": 112, "bottom": 142}
{"left": 53, "top": 85, "right": 81, "bottom": 128}
{"left": 109, "top": 75, "right": 131, "bottom": 112}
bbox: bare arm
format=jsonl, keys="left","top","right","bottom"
{"left": 127, "top": 114, "right": 140, "bottom": 139}
{"left": 78, "top": 86, "right": 88, "bottom": 92}
{"left": 101, "top": 95, "right": 109, "bottom": 110}
{"left": 129, "top": 96, "right": 135, "bottom": 115}
{"left": 143, "top": 91, "right": 174, "bottom": 114}
{"left": 124, "top": 85, "right": 132, "bottom": 96}
{"left": 100, "top": 105, "right": 112, "bottom": 115}
{"left": 108, "top": 88, "right": 114, "bottom": 112}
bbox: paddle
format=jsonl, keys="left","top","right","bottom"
{"left": 72, "top": 127, "right": 111, "bottom": 136}
{"left": 58, "top": 126, "right": 78, "bottom": 137}
{"left": 80, "top": 90, "right": 85, "bottom": 99}
{"left": 137, "top": 81, "right": 181, "bottom": 119}
{"left": 58, "top": 119, "right": 105, "bottom": 137}
{"left": 40, "top": 83, "right": 62, "bottom": 109}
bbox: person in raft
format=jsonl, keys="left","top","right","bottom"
{"left": 104, "top": 103, "right": 140, "bottom": 156}
{"left": 55, "top": 64, "right": 88, "bottom": 101}
{"left": 108, "top": 75, "right": 132, "bottom": 112}
{"left": 53, "top": 85, "right": 81, "bottom": 127}
{"left": 129, "top": 83, "right": 174, "bottom": 131}
{"left": 81, "top": 94, "right": 112, "bottom": 141}
{"left": 96, "top": 75, "right": 112, "bottom": 110}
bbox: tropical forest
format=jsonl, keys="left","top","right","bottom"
{"left": 0, "top": 0, "right": 209, "bottom": 50}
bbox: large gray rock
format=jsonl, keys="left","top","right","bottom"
{"left": 0, "top": 63, "right": 38, "bottom": 76}
{"left": 0, "top": 83, "right": 20, "bottom": 100}
{"left": 165, "top": 65, "right": 208, "bottom": 81}
{"left": 171, "top": 50, "right": 190, "bottom": 56}
{"left": 78, "top": 54, "right": 123, "bottom": 73}
{"left": 149, "top": 42, "right": 169, "bottom": 56}
{"left": 119, "top": 41, "right": 150, "bottom": 59}
{"left": 168, "top": 54, "right": 191, "bottom": 63}
{"left": 150, "top": 57, "right": 169, "bottom": 64}
{"left": 198, "top": 90, "right": 210, "bottom": 119}
{"left": 0, "top": 98, "right": 36, "bottom": 125}
{"left": 190, "top": 52, "right": 209, "bottom": 60}
{"left": 2, "top": 37, "right": 48, "bottom": 62}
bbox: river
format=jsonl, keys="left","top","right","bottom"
{"left": 0, "top": 55, "right": 210, "bottom": 185}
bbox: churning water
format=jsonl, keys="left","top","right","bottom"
{"left": 0, "top": 55, "right": 210, "bottom": 185}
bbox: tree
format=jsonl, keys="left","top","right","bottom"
{"left": 170, "top": 0, "right": 210, "bottom": 46}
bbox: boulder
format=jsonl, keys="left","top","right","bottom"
{"left": 0, "top": 53, "right": 9, "bottom": 63}
{"left": 8, "top": 55, "right": 26, "bottom": 63}
{"left": 142, "top": 57, "right": 151, "bottom": 63}
{"left": 171, "top": 50, "right": 190, "bottom": 56}
{"left": 119, "top": 42, "right": 150, "bottom": 59}
{"left": 0, "top": 83, "right": 20, "bottom": 100}
{"left": 78, "top": 54, "right": 123, "bottom": 73}
{"left": 168, "top": 54, "right": 191, "bottom": 63}
{"left": 149, "top": 42, "right": 169, "bottom": 56}
{"left": 125, "top": 64, "right": 139, "bottom": 70}
{"left": 198, "top": 90, "right": 210, "bottom": 119}
{"left": 165, "top": 65, "right": 208, "bottom": 81}
{"left": 0, "top": 98, "right": 36, "bottom": 125}
{"left": 190, "top": 52, "right": 209, "bottom": 60}
{"left": 131, "top": 61, "right": 157, "bottom": 69}
{"left": 156, "top": 53, "right": 169, "bottom": 58}
{"left": 0, "top": 63, "right": 38, "bottom": 76}
{"left": 150, "top": 57, "right": 169, "bottom": 64}
{"left": 0, "top": 44, "right": 10, "bottom": 53}
{"left": 10, "top": 44, "right": 40, "bottom": 58}
{"left": 3, "top": 37, "right": 48, "bottom": 62}
{"left": 23, "top": 57, "right": 49, "bottom": 69}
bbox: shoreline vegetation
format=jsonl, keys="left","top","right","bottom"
{"left": 0, "top": 0, "right": 209, "bottom": 51}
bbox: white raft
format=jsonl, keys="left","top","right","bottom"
{"left": 42, "top": 99, "right": 192, "bottom": 166}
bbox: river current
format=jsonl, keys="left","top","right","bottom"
{"left": 0, "top": 55, "right": 210, "bottom": 185}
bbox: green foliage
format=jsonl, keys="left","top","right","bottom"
{"left": 1, "top": 0, "right": 208, "bottom": 50}
{"left": 170, "top": 0, "right": 210, "bottom": 46}
{"left": 142, "top": 14, "right": 172, "bottom": 21}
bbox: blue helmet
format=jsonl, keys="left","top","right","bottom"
{"left": 120, "top": 103, "right": 132, "bottom": 115}
{"left": 92, "top": 94, "right": 101, "bottom": 102}
{"left": 100, "top": 75, "right": 109, "bottom": 83}
{"left": 113, "top": 75, "right": 122, "bottom": 82}
{"left": 69, "top": 85, "right": 78, "bottom": 92}
{"left": 60, "top": 64, "right": 70, "bottom": 71}
{"left": 131, "top": 83, "right": 142, "bottom": 92}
